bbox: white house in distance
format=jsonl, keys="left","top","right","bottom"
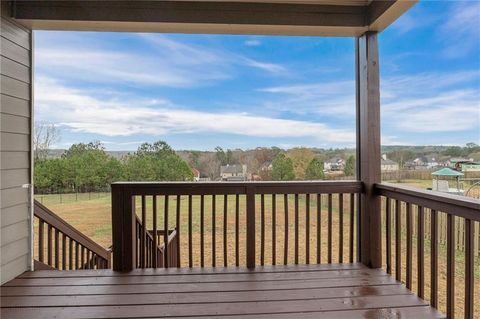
{"left": 220, "top": 164, "right": 248, "bottom": 181}
{"left": 324, "top": 158, "right": 344, "bottom": 171}
{"left": 381, "top": 154, "right": 399, "bottom": 172}
{"left": 405, "top": 156, "right": 439, "bottom": 170}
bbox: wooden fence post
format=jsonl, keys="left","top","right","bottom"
{"left": 246, "top": 185, "right": 256, "bottom": 269}
{"left": 356, "top": 32, "right": 382, "bottom": 268}
{"left": 111, "top": 184, "right": 136, "bottom": 271}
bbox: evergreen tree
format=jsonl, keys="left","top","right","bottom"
{"left": 305, "top": 158, "right": 325, "bottom": 180}
{"left": 344, "top": 155, "right": 355, "bottom": 177}
{"left": 271, "top": 153, "right": 295, "bottom": 181}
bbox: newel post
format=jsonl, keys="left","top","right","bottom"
{"left": 356, "top": 32, "right": 382, "bottom": 268}
{"left": 246, "top": 185, "right": 256, "bottom": 269}
{"left": 111, "top": 184, "right": 136, "bottom": 271}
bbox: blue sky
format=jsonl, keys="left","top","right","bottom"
{"left": 34, "top": 1, "right": 480, "bottom": 151}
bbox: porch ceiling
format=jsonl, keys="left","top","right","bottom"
{"left": 9, "top": 0, "right": 416, "bottom": 36}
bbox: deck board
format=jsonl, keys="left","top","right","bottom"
{"left": 1, "top": 263, "right": 445, "bottom": 319}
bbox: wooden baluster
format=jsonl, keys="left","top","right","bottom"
{"left": 431, "top": 209, "right": 438, "bottom": 308}
{"left": 446, "top": 213, "right": 455, "bottom": 319}
{"left": 305, "top": 193, "right": 310, "bottom": 265}
{"left": 188, "top": 194, "right": 193, "bottom": 268}
{"left": 284, "top": 194, "right": 289, "bottom": 265}
{"left": 75, "top": 242, "right": 79, "bottom": 269}
{"left": 235, "top": 194, "right": 240, "bottom": 267}
{"left": 62, "top": 233, "right": 66, "bottom": 270}
{"left": 68, "top": 237, "right": 73, "bottom": 270}
{"left": 465, "top": 218, "right": 474, "bottom": 319}
{"left": 395, "top": 200, "right": 401, "bottom": 282}
{"left": 339, "top": 193, "right": 343, "bottom": 263}
{"left": 272, "top": 194, "right": 276, "bottom": 265}
{"left": 152, "top": 196, "right": 157, "bottom": 268}
{"left": 176, "top": 194, "right": 181, "bottom": 268}
{"left": 406, "top": 203, "right": 412, "bottom": 289}
{"left": 39, "top": 220, "right": 44, "bottom": 263}
{"left": 317, "top": 194, "right": 321, "bottom": 264}
{"left": 164, "top": 195, "right": 169, "bottom": 268}
{"left": 81, "top": 246, "right": 85, "bottom": 269}
{"left": 223, "top": 194, "right": 228, "bottom": 267}
{"left": 54, "top": 229, "right": 60, "bottom": 269}
{"left": 349, "top": 193, "right": 355, "bottom": 263}
{"left": 140, "top": 195, "right": 146, "bottom": 268}
{"left": 212, "top": 194, "right": 216, "bottom": 267}
{"left": 200, "top": 194, "right": 205, "bottom": 267}
{"left": 417, "top": 206, "right": 424, "bottom": 298}
{"left": 86, "top": 250, "right": 91, "bottom": 269}
{"left": 260, "top": 194, "right": 265, "bottom": 266}
{"left": 246, "top": 186, "right": 256, "bottom": 269}
{"left": 328, "top": 194, "right": 332, "bottom": 263}
{"left": 47, "top": 225, "right": 52, "bottom": 266}
{"left": 385, "top": 197, "right": 391, "bottom": 274}
{"left": 294, "top": 194, "right": 299, "bottom": 264}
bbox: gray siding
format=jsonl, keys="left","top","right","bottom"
{"left": 0, "top": 8, "right": 32, "bottom": 284}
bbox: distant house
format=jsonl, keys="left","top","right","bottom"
{"left": 220, "top": 164, "right": 247, "bottom": 181}
{"left": 260, "top": 161, "right": 273, "bottom": 172}
{"left": 381, "top": 155, "right": 399, "bottom": 172}
{"left": 447, "top": 157, "right": 475, "bottom": 171}
{"left": 405, "top": 156, "right": 438, "bottom": 170}
{"left": 191, "top": 168, "right": 201, "bottom": 182}
{"left": 460, "top": 162, "right": 480, "bottom": 172}
{"left": 324, "top": 158, "right": 344, "bottom": 172}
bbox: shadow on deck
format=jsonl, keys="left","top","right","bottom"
{"left": 1, "top": 263, "right": 444, "bottom": 319}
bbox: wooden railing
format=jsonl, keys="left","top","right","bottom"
{"left": 134, "top": 215, "right": 179, "bottom": 268}
{"left": 34, "top": 200, "right": 111, "bottom": 270}
{"left": 112, "top": 181, "right": 362, "bottom": 270}
{"left": 376, "top": 183, "right": 479, "bottom": 319}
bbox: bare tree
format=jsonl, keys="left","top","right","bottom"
{"left": 34, "top": 121, "right": 60, "bottom": 160}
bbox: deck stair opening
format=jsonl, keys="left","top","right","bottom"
{"left": 33, "top": 200, "right": 111, "bottom": 270}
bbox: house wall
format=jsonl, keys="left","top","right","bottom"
{"left": 0, "top": 3, "right": 33, "bottom": 284}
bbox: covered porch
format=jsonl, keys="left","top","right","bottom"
{"left": 1, "top": 1, "right": 479, "bottom": 318}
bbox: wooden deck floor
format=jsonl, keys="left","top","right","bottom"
{"left": 1, "top": 263, "right": 444, "bottom": 319}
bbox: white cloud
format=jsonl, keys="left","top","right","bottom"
{"left": 381, "top": 70, "right": 480, "bottom": 133}
{"left": 439, "top": 2, "right": 480, "bottom": 58}
{"left": 35, "top": 77, "right": 354, "bottom": 143}
{"left": 35, "top": 32, "right": 286, "bottom": 88}
{"left": 259, "top": 80, "right": 356, "bottom": 117}
{"left": 244, "top": 39, "right": 262, "bottom": 46}
{"left": 259, "top": 70, "right": 480, "bottom": 137}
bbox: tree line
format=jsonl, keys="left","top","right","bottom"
{"left": 34, "top": 140, "right": 355, "bottom": 194}
{"left": 34, "top": 141, "right": 193, "bottom": 194}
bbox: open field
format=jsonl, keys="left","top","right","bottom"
{"left": 34, "top": 180, "right": 480, "bottom": 318}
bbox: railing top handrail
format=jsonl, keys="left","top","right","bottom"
{"left": 112, "top": 180, "right": 362, "bottom": 195}
{"left": 34, "top": 200, "right": 111, "bottom": 260}
{"left": 112, "top": 180, "right": 360, "bottom": 185}
{"left": 376, "top": 182, "right": 480, "bottom": 221}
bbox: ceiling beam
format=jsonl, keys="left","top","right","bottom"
{"left": 367, "top": 0, "right": 417, "bottom": 31}
{"left": 10, "top": 0, "right": 416, "bottom": 36}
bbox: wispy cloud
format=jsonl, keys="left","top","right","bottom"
{"left": 35, "top": 32, "right": 286, "bottom": 88}
{"left": 439, "top": 2, "right": 480, "bottom": 58}
{"left": 259, "top": 70, "right": 480, "bottom": 137}
{"left": 244, "top": 39, "right": 262, "bottom": 46}
{"left": 35, "top": 77, "right": 354, "bottom": 143}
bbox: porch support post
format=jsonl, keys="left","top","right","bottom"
{"left": 112, "top": 184, "right": 136, "bottom": 271}
{"left": 356, "top": 32, "right": 382, "bottom": 268}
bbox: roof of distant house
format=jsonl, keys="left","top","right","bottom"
{"left": 449, "top": 157, "right": 473, "bottom": 163}
{"left": 381, "top": 158, "right": 397, "bottom": 165}
{"left": 221, "top": 164, "right": 244, "bottom": 174}
{"left": 326, "top": 157, "right": 343, "bottom": 164}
